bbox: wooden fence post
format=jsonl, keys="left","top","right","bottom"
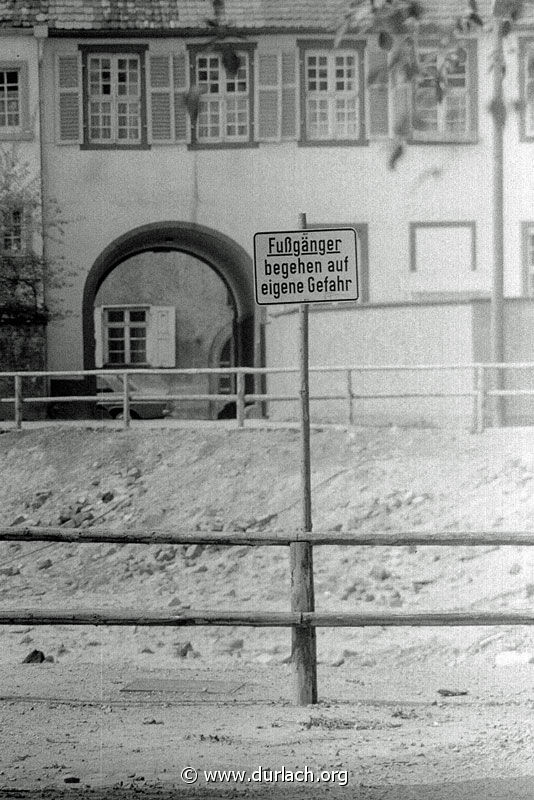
{"left": 346, "top": 369, "right": 353, "bottom": 426}
{"left": 290, "top": 211, "right": 317, "bottom": 706}
{"left": 122, "top": 373, "right": 130, "bottom": 429}
{"left": 14, "top": 375, "right": 22, "bottom": 430}
{"left": 236, "top": 371, "right": 245, "bottom": 428}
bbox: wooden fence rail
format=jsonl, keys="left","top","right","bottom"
{"left": 2, "top": 361, "right": 534, "bottom": 431}
{"left": 2, "top": 525, "right": 534, "bottom": 703}
{"left": 2, "top": 527, "right": 534, "bottom": 547}
{"left": 1, "top": 610, "right": 534, "bottom": 628}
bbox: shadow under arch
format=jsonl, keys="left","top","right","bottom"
{"left": 82, "top": 221, "right": 255, "bottom": 374}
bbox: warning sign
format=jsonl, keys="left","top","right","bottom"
{"left": 253, "top": 228, "right": 358, "bottom": 305}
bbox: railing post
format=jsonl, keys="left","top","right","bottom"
{"left": 236, "top": 371, "right": 245, "bottom": 428}
{"left": 474, "top": 365, "right": 486, "bottom": 434}
{"left": 14, "top": 375, "right": 22, "bottom": 431}
{"left": 346, "top": 369, "right": 353, "bottom": 426}
{"left": 122, "top": 372, "right": 130, "bottom": 429}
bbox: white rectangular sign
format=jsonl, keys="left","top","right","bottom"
{"left": 253, "top": 228, "right": 358, "bottom": 305}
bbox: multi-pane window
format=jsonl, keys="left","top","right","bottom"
{"left": 104, "top": 308, "right": 147, "bottom": 365}
{"left": 305, "top": 51, "right": 359, "bottom": 140}
{"left": 88, "top": 55, "right": 141, "bottom": 144}
{"left": 0, "top": 70, "right": 20, "bottom": 129}
{"left": 414, "top": 47, "right": 469, "bottom": 137}
{"left": 195, "top": 53, "right": 249, "bottom": 142}
{"left": 2, "top": 209, "right": 22, "bottom": 252}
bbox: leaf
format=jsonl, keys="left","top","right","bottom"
{"left": 378, "top": 30, "right": 394, "bottom": 50}
{"left": 388, "top": 142, "right": 404, "bottom": 170}
{"left": 221, "top": 47, "right": 241, "bottom": 77}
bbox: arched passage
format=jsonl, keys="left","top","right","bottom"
{"left": 82, "top": 221, "right": 255, "bottom": 374}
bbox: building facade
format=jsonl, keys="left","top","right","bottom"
{"left": 2, "top": 0, "right": 534, "bottom": 422}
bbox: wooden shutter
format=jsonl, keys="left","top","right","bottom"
{"left": 173, "top": 53, "right": 189, "bottom": 143}
{"left": 56, "top": 54, "right": 81, "bottom": 144}
{"left": 367, "top": 46, "right": 389, "bottom": 137}
{"left": 392, "top": 70, "right": 411, "bottom": 137}
{"left": 148, "top": 306, "right": 176, "bottom": 367}
{"left": 257, "top": 53, "right": 280, "bottom": 140}
{"left": 256, "top": 51, "right": 297, "bottom": 142}
{"left": 149, "top": 55, "right": 173, "bottom": 142}
{"left": 281, "top": 51, "right": 297, "bottom": 139}
{"left": 94, "top": 307, "right": 103, "bottom": 368}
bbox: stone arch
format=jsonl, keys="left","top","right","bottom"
{"left": 82, "top": 221, "right": 255, "bottom": 372}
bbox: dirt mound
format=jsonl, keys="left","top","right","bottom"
{"left": 1, "top": 423, "right": 534, "bottom": 666}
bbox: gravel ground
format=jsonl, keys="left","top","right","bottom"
{"left": 1, "top": 422, "right": 534, "bottom": 798}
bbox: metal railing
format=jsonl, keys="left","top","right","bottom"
{"left": 2, "top": 362, "right": 534, "bottom": 431}
{"left": 1, "top": 525, "right": 534, "bottom": 704}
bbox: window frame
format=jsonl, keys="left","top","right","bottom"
{"left": 519, "top": 38, "right": 534, "bottom": 142}
{"left": 409, "top": 221, "right": 477, "bottom": 273}
{"left": 102, "top": 305, "right": 149, "bottom": 367}
{"left": 1, "top": 207, "right": 24, "bottom": 254}
{"left": 0, "top": 60, "right": 31, "bottom": 141}
{"left": 187, "top": 42, "right": 258, "bottom": 150}
{"left": 297, "top": 39, "right": 367, "bottom": 147}
{"left": 79, "top": 44, "right": 149, "bottom": 151}
{"left": 408, "top": 38, "right": 478, "bottom": 145}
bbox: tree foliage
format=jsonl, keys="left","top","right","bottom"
{"left": 338, "top": 0, "right": 525, "bottom": 167}
{"left": 0, "top": 148, "right": 67, "bottom": 325}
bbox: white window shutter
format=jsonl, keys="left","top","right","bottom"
{"left": 56, "top": 54, "right": 82, "bottom": 144}
{"left": 94, "top": 307, "right": 103, "bottom": 368}
{"left": 367, "top": 46, "right": 389, "bottom": 138}
{"left": 149, "top": 55, "right": 174, "bottom": 143}
{"left": 148, "top": 306, "right": 176, "bottom": 367}
{"left": 281, "top": 51, "right": 297, "bottom": 139}
{"left": 173, "top": 52, "right": 190, "bottom": 143}
{"left": 256, "top": 53, "right": 280, "bottom": 141}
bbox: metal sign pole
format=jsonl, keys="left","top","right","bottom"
{"left": 290, "top": 211, "right": 317, "bottom": 705}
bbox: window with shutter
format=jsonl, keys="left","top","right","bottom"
{"left": 298, "top": 40, "right": 366, "bottom": 145}
{"left": 0, "top": 61, "right": 31, "bottom": 141}
{"left": 56, "top": 55, "right": 81, "bottom": 144}
{"left": 410, "top": 40, "right": 477, "bottom": 143}
{"left": 187, "top": 43, "right": 256, "bottom": 147}
{"left": 78, "top": 45, "right": 149, "bottom": 149}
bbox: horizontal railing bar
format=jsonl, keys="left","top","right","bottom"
{"left": 303, "top": 612, "right": 534, "bottom": 627}
{"left": 0, "top": 609, "right": 533, "bottom": 627}
{"left": 486, "top": 389, "right": 534, "bottom": 396}
{"left": 4, "top": 362, "right": 534, "bottom": 381}
{"left": 2, "top": 527, "right": 534, "bottom": 546}
{"left": 0, "top": 610, "right": 299, "bottom": 627}
{"left": 349, "top": 392, "right": 474, "bottom": 400}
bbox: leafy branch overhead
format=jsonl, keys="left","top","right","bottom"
{"left": 337, "top": 0, "right": 524, "bottom": 168}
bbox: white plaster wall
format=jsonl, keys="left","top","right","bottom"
{"left": 38, "top": 32, "right": 516, "bottom": 373}
{"left": 266, "top": 303, "right": 475, "bottom": 426}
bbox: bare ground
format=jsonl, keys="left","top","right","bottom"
{"left": 1, "top": 421, "right": 534, "bottom": 798}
